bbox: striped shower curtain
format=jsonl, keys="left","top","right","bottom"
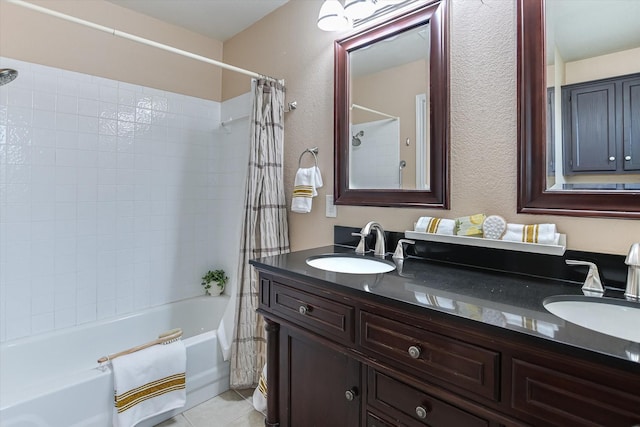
{"left": 230, "top": 79, "right": 290, "bottom": 388}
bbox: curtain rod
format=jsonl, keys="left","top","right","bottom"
{"left": 7, "top": 0, "right": 279, "bottom": 82}
{"left": 351, "top": 103, "right": 398, "bottom": 120}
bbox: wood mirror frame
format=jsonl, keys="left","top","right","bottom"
{"left": 334, "top": 0, "right": 449, "bottom": 208}
{"left": 517, "top": 0, "right": 640, "bottom": 218}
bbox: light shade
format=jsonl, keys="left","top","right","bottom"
{"left": 317, "top": 0, "right": 351, "bottom": 31}
{"left": 344, "top": 0, "right": 377, "bottom": 20}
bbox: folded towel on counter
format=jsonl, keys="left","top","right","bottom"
{"left": 501, "top": 223, "right": 560, "bottom": 245}
{"left": 111, "top": 340, "right": 186, "bottom": 427}
{"left": 291, "top": 166, "right": 323, "bottom": 213}
{"left": 414, "top": 216, "right": 456, "bottom": 235}
{"left": 455, "top": 214, "right": 486, "bottom": 237}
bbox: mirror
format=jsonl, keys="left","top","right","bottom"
{"left": 334, "top": 1, "right": 449, "bottom": 207}
{"left": 518, "top": 0, "right": 640, "bottom": 217}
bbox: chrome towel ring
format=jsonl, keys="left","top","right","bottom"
{"left": 298, "top": 147, "right": 319, "bottom": 168}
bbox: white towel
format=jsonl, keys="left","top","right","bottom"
{"left": 414, "top": 216, "right": 456, "bottom": 235}
{"left": 111, "top": 340, "right": 186, "bottom": 427}
{"left": 501, "top": 223, "right": 560, "bottom": 245}
{"left": 291, "top": 166, "right": 323, "bottom": 213}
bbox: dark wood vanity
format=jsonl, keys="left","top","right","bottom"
{"left": 252, "top": 246, "right": 640, "bottom": 427}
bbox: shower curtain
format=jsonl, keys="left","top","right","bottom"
{"left": 230, "top": 79, "right": 290, "bottom": 388}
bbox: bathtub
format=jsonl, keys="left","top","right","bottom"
{"left": 0, "top": 295, "right": 231, "bottom": 427}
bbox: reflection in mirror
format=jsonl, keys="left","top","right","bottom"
{"left": 517, "top": 0, "right": 640, "bottom": 217}
{"left": 334, "top": 1, "right": 449, "bottom": 208}
{"left": 349, "top": 23, "right": 430, "bottom": 190}
{"left": 545, "top": 0, "right": 640, "bottom": 191}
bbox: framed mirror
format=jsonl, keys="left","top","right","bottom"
{"left": 518, "top": 0, "right": 640, "bottom": 218}
{"left": 334, "top": 1, "right": 449, "bottom": 208}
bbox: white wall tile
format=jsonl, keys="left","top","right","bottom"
{"left": 0, "top": 56, "right": 246, "bottom": 342}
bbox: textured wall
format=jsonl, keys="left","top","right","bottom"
{"left": 223, "top": 0, "right": 640, "bottom": 256}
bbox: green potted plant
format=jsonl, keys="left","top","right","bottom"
{"left": 201, "top": 269, "right": 228, "bottom": 296}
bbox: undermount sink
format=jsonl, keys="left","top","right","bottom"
{"left": 306, "top": 254, "right": 396, "bottom": 274}
{"left": 543, "top": 295, "right": 640, "bottom": 343}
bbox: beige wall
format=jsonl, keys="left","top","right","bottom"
{"left": 4, "top": 0, "right": 639, "bottom": 256}
{"left": 0, "top": 0, "right": 223, "bottom": 100}
{"left": 223, "top": 0, "right": 640, "bottom": 256}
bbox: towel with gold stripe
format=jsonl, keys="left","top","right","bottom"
{"left": 111, "top": 340, "right": 186, "bottom": 427}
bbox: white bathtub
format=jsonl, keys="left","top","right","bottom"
{"left": 0, "top": 295, "right": 231, "bottom": 427}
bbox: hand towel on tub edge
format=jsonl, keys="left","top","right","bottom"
{"left": 291, "top": 166, "right": 323, "bottom": 213}
{"left": 111, "top": 340, "right": 186, "bottom": 427}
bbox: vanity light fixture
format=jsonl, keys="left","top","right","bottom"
{"left": 317, "top": 0, "right": 422, "bottom": 32}
{"left": 344, "top": 0, "right": 377, "bottom": 20}
{"left": 317, "top": 0, "right": 351, "bottom": 31}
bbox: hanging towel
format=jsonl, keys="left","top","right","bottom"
{"left": 111, "top": 340, "right": 186, "bottom": 427}
{"left": 501, "top": 223, "right": 560, "bottom": 245}
{"left": 291, "top": 166, "right": 323, "bottom": 213}
{"left": 414, "top": 216, "right": 456, "bottom": 235}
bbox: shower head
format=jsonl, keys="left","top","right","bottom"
{"left": 352, "top": 130, "right": 364, "bottom": 147}
{"left": 0, "top": 69, "right": 18, "bottom": 86}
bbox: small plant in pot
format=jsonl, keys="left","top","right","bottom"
{"left": 201, "top": 269, "right": 228, "bottom": 296}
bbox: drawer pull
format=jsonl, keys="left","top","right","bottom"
{"left": 408, "top": 345, "right": 422, "bottom": 359}
{"left": 298, "top": 305, "right": 309, "bottom": 315}
{"left": 344, "top": 388, "right": 358, "bottom": 401}
{"left": 415, "top": 406, "right": 429, "bottom": 419}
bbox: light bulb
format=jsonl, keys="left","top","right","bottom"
{"left": 317, "top": 0, "right": 351, "bottom": 31}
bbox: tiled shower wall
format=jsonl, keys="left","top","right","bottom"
{"left": 0, "top": 57, "right": 250, "bottom": 342}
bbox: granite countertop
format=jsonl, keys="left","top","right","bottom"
{"left": 250, "top": 245, "right": 640, "bottom": 365}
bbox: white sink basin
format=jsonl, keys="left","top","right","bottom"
{"left": 306, "top": 254, "right": 396, "bottom": 274}
{"left": 543, "top": 296, "right": 640, "bottom": 343}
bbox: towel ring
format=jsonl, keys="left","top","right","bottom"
{"left": 298, "top": 147, "right": 319, "bottom": 168}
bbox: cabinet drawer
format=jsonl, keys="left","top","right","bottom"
{"left": 366, "top": 412, "right": 395, "bottom": 427}
{"left": 512, "top": 358, "right": 640, "bottom": 426}
{"left": 271, "top": 282, "right": 354, "bottom": 343}
{"left": 368, "top": 368, "right": 490, "bottom": 427}
{"left": 360, "top": 311, "right": 500, "bottom": 401}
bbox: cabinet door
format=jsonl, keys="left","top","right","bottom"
{"left": 563, "top": 82, "right": 617, "bottom": 173}
{"left": 623, "top": 76, "right": 640, "bottom": 171}
{"left": 279, "top": 326, "right": 361, "bottom": 427}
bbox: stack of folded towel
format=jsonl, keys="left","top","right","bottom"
{"left": 501, "top": 223, "right": 560, "bottom": 245}
{"left": 414, "top": 216, "right": 456, "bottom": 235}
{"left": 414, "top": 214, "right": 561, "bottom": 246}
{"left": 111, "top": 340, "right": 186, "bottom": 427}
{"left": 291, "top": 166, "right": 323, "bottom": 214}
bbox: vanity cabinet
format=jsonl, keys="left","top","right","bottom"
{"left": 256, "top": 270, "right": 640, "bottom": 427}
{"left": 562, "top": 73, "right": 640, "bottom": 174}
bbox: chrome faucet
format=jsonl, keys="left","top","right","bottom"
{"left": 625, "top": 243, "right": 640, "bottom": 300}
{"left": 352, "top": 221, "right": 386, "bottom": 257}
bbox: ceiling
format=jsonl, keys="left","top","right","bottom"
{"left": 546, "top": 0, "right": 640, "bottom": 63}
{"left": 106, "top": 0, "right": 290, "bottom": 42}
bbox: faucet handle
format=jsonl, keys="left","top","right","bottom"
{"left": 625, "top": 243, "right": 640, "bottom": 300}
{"left": 393, "top": 239, "right": 416, "bottom": 260}
{"left": 351, "top": 232, "right": 367, "bottom": 255}
{"left": 565, "top": 260, "right": 604, "bottom": 295}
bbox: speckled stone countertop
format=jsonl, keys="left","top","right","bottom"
{"left": 250, "top": 245, "right": 640, "bottom": 365}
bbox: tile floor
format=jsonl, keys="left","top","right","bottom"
{"left": 157, "top": 389, "right": 265, "bottom": 427}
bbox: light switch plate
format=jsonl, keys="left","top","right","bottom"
{"left": 325, "top": 195, "right": 337, "bottom": 217}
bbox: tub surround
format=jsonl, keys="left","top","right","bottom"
{"left": 250, "top": 229, "right": 640, "bottom": 426}
{"left": 0, "top": 296, "right": 231, "bottom": 427}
